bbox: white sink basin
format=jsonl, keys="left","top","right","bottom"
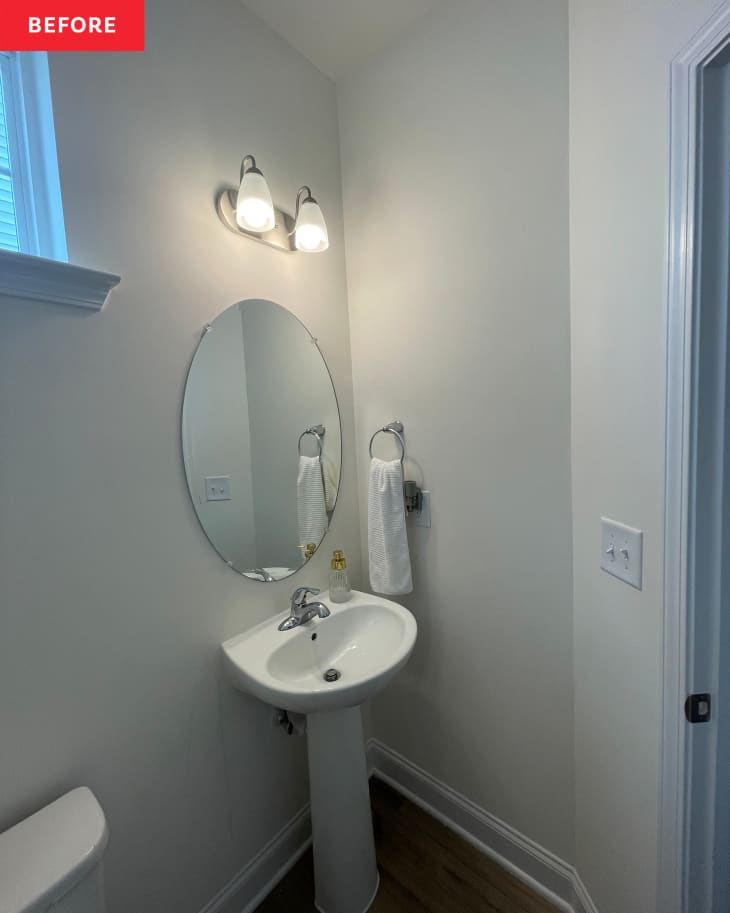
{"left": 222, "top": 590, "right": 417, "bottom": 714}
{"left": 242, "top": 566, "right": 293, "bottom": 582}
{"left": 222, "top": 589, "right": 417, "bottom": 913}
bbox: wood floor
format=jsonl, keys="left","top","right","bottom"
{"left": 255, "top": 778, "right": 560, "bottom": 913}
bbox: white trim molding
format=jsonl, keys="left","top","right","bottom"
{"left": 369, "top": 740, "right": 599, "bottom": 913}
{"left": 198, "top": 742, "right": 600, "bottom": 913}
{"left": 0, "top": 249, "right": 120, "bottom": 310}
{"left": 199, "top": 806, "right": 311, "bottom": 913}
{"left": 661, "top": 4, "right": 730, "bottom": 912}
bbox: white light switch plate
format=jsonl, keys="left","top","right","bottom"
{"left": 408, "top": 491, "right": 431, "bottom": 528}
{"left": 205, "top": 476, "right": 231, "bottom": 501}
{"left": 600, "top": 517, "right": 643, "bottom": 589}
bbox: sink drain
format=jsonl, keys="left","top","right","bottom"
{"left": 323, "top": 669, "right": 340, "bottom": 682}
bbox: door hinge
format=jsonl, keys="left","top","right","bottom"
{"left": 685, "top": 693, "right": 711, "bottom": 723}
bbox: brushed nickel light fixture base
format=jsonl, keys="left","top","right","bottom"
{"left": 216, "top": 187, "right": 296, "bottom": 253}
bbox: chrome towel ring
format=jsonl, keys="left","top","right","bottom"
{"left": 298, "top": 424, "right": 325, "bottom": 457}
{"left": 369, "top": 420, "right": 405, "bottom": 464}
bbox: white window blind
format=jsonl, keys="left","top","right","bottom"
{"left": 0, "top": 52, "right": 67, "bottom": 261}
{"left": 0, "top": 59, "right": 20, "bottom": 252}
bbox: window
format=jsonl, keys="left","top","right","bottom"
{"left": 0, "top": 63, "right": 19, "bottom": 251}
{"left": 0, "top": 52, "right": 67, "bottom": 261}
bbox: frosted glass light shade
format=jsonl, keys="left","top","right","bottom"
{"left": 236, "top": 169, "right": 275, "bottom": 232}
{"left": 295, "top": 199, "right": 329, "bottom": 252}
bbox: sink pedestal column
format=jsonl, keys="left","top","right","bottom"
{"left": 306, "top": 706, "right": 379, "bottom": 913}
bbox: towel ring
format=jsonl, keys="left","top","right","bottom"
{"left": 369, "top": 420, "right": 405, "bottom": 464}
{"left": 298, "top": 425, "right": 325, "bottom": 457}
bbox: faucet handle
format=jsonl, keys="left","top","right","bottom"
{"left": 291, "top": 586, "right": 320, "bottom": 607}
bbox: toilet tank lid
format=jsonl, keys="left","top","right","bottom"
{"left": 0, "top": 787, "right": 108, "bottom": 913}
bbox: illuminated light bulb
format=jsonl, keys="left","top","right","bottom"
{"left": 294, "top": 196, "right": 329, "bottom": 253}
{"left": 236, "top": 165, "right": 275, "bottom": 233}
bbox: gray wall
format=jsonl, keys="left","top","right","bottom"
{"left": 183, "top": 303, "right": 257, "bottom": 570}
{"left": 338, "top": 0, "right": 574, "bottom": 863}
{"left": 569, "top": 0, "right": 720, "bottom": 908}
{"left": 243, "top": 300, "right": 341, "bottom": 568}
{"left": 0, "top": 2, "right": 361, "bottom": 912}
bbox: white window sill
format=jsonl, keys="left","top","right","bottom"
{"left": 0, "top": 249, "right": 120, "bottom": 310}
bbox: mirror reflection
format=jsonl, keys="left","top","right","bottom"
{"left": 182, "top": 299, "right": 341, "bottom": 581}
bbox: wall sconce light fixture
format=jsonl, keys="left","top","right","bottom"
{"left": 236, "top": 155, "right": 275, "bottom": 233}
{"left": 217, "top": 154, "right": 329, "bottom": 254}
{"left": 294, "top": 186, "right": 329, "bottom": 253}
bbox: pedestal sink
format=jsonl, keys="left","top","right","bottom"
{"left": 222, "top": 590, "right": 417, "bottom": 913}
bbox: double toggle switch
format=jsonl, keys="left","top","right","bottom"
{"left": 605, "top": 542, "right": 630, "bottom": 562}
{"left": 601, "top": 517, "right": 643, "bottom": 589}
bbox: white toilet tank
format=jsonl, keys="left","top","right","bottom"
{"left": 0, "top": 787, "right": 108, "bottom": 913}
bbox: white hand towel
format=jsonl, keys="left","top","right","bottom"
{"left": 322, "top": 455, "right": 340, "bottom": 512}
{"left": 297, "top": 456, "right": 328, "bottom": 549}
{"left": 368, "top": 457, "right": 413, "bottom": 595}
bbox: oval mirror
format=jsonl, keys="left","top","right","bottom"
{"left": 182, "top": 299, "right": 341, "bottom": 581}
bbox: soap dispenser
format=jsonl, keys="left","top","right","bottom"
{"left": 329, "top": 550, "right": 351, "bottom": 603}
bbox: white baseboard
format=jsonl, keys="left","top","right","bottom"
{"left": 199, "top": 741, "right": 599, "bottom": 913}
{"left": 368, "top": 739, "right": 599, "bottom": 913}
{"left": 571, "top": 871, "right": 600, "bottom": 913}
{"left": 199, "top": 805, "right": 311, "bottom": 913}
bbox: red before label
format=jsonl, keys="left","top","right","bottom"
{"left": 1, "top": 0, "right": 144, "bottom": 50}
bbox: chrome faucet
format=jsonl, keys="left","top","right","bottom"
{"left": 278, "top": 586, "right": 331, "bottom": 631}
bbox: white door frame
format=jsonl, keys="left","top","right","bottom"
{"left": 660, "top": 4, "right": 730, "bottom": 911}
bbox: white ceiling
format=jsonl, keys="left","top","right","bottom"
{"left": 240, "top": 0, "right": 441, "bottom": 82}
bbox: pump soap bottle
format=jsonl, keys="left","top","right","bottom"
{"left": 329, "top": 550, "right": 351, "bottom": 603}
